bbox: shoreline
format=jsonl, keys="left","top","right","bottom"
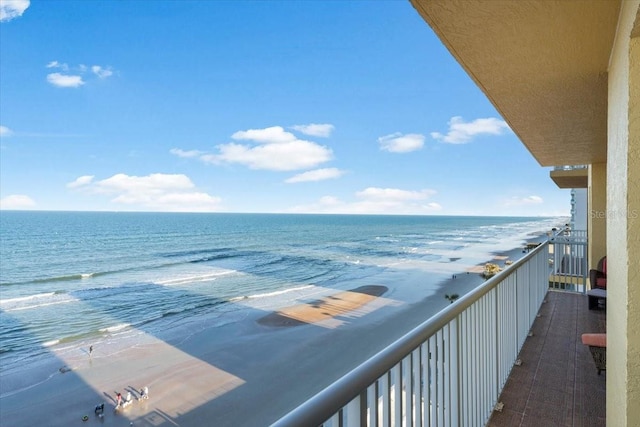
{"left": 0, "top": 230, "right": 554, "bottom": 427}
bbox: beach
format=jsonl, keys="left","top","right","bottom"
{"left": 0, "top": 240, "right": 545, "bottom": 427}
{"left": 0, "top": 213, "right": 562, "bottom": 427}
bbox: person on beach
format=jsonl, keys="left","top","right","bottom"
{"left": 139, "top": 386, "right": 149, "bottom": 400}
{"left": 115, "top": 392, "right": 123, "bottom": 408}
{"left": 89, "top": 345, "right": 93, "bottom": 357}
{"left": 122, "top": 391, "right": 133, "bottom": 408}
{"left": 94, "top": 403, "right": 104, "bottom": 415}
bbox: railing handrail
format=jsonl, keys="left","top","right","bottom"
{"left": 553, "top": 165, "right": 587, "bottom": 171}
{"left": 549, "top": 228, "right": 587, "bottom": 243}
{"left": 271, "top": 242, "right": 549, "bottom": 427}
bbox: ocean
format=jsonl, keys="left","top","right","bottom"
{"left": 0, "top": 211, "right": 564, "bottom": 396}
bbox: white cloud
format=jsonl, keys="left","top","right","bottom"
{"left": 66, "top": 175, "right": 95, "bottom": 188}
{"left": 46, "top": 60, "right": 68, "bottom": 71}
{"left": 290, "top": 123, "right": 335, "bottom": 138}
{"left": 285, "top": 168, "right": 345, "bottom": 183}
{"left": 175, "top": 125, "right": 334, "bottom": 172}
{"left": 0, "top": 0, "right": 30, "bottom": 22}
{"left": 91, "top": 65, "right": 113, "bottom": 78}
{"left": 211, "top": 141, "right": 332, "bottom": 171}
{"left": 45, "top": 61, "right": 114, "bottom": 87}
{"left": 231, "top": 126, "right": 297, "bottom": 144}
{"left": 424, "top": 202, "right": 443, "bottom": 210}
{"left": 356, "top": 187, "right": 436, "bottom": 201}
{"left": 0, "top": 194, "right": 36, "bottom": 210}
{"left": 378, "top": 133, "right": 425, "bottom": 153}
{"left": 431, "top": 116, "right": 510, "bottom": 144}
{"left": 289, "top": 187, "right": 441, "bottom": 215}
{"left": 170, "top": 148, "right": 203, "bottom": 158}
{"left": 95, "top": 173, "right": 195, "bottom": 194}
{"left": 111, "top": 191, "right": 221, "bottom": 212}
{"left": 47, "top": 73, "right": 85, "bottom": 88}
{"left": 504, "top": 195, "right": 544, "bottom": 207}
{"left": 316, "top": 196, "right": 341, "bottom": 207}
{"left": 0, "top": 125, "right": 12, "bottom": 137}
{"left": 68, "top": 173, "right": 224, "bottom": 212}
{"left": 200, "top": 125, "right": 333, "bottom": 171}
{"left": 524, "top": 195, "right": 543, "bottom": 204}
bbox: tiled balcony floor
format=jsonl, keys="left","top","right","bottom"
{"left": 488, "top": 291, "right": 606, "bottom": 427}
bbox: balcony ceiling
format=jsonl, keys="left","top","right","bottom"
{"left": 550, "top": 168, "right": 589, "bottom": 189}
{"left": 410, "top": 0, "right": 621, "bottom": 167}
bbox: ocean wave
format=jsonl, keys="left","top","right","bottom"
{"left": 32, "top": 272, "right": 103, "bottom": 284}
{"left": 161, "top": 247, "right": 234, "bottom": 258}
{"left": 0, "top": 292, "right": 57, "bottom": 305}
{"left": 375, "top": 236, "right": 400, "bottom": 242}
{"left": 0, "top": 293, "right": 78, "bottom": 312}
{"left": 189, "top": 253, "right": 241, "bottom": 264}
{"left": 69, "top": 283, "right": 163, "bottom": 300}
{"left": 155, "top": 270, "right": 236, "bottom": 286}
{"left": 252, "top": 255, "right": 289, "bottom": 269}
{"left": 158, "top": 299, "right": 225, "bottom": 317}
{"left": 99, "top": 323, "right": 131, "bottom": 334}
{"left": 231, "top": 284, "right": 315, "bottom": 301}
{"left": 0, "top": 258, "right": 209, "bottom": 287}
{"left": 0, "top": 271, "right": 108, "bottom": 287}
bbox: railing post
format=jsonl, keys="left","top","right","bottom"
{"left": 412, "top": 348, "right": 422, "bottom": 427}
{"left": 494, "top": 283, "right": 501, "bottom": 416}
{"left": 381, "top": 373, "right": 390, "bottom": 427}
{"left": 420, "top": 342, "right": 429, "bottom": 427}
{"left": 392, "top": 364, "right": 401, "bottom": 425}
{"left": 403, "top": 355, "right": 412, "bottom": 427}
{"left": 367, "top": 382, "right": 378, "bottom": 427}
{"left": 450, "top": 317, "right": 459, "bottom": 427}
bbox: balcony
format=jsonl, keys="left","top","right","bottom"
{"left": 273, "top": 238, "right": 606, "bottom": 426}
{"left": 549, "top": 167, "right": 588, "bottom": 189}
{"left": 488, "top": 291, "right": 605, "bottom": 426}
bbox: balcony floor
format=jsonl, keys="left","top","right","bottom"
{"left": 488, "top": 290, "right": 606, "bottom": 427}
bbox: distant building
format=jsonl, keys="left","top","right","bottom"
{"left": 570, "top": 188, "right": 587, "bottom": 231}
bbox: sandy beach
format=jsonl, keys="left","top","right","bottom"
{"left": 0, "top": 235, "right": 547, "bottom": 427}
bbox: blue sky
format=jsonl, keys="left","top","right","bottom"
{"left": 0, "top": 0, "right": 570, "bottom": 216}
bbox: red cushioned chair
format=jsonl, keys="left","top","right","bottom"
{"left": 589, "top": 256, "right": 607, "bottom": 289}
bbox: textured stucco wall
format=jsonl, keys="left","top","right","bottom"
{"left": 627, "top": 25, "right": 640, "bottom": 425}
{"left": 588, "top": 163, "right": 607, "bottom": 276}
{"left": 607, "top": 28, "right": 628, "bottom": 427}
{"left": 606, "top": 1, "right": 640, "bottom": 425}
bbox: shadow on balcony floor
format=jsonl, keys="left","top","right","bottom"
{"left": 488, "top": 291, "right": 606, "bottom": 427}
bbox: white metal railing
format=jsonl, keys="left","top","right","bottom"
{"left": 553, "top": 165, "right": 588, "bottom": 171}
{"left": 272, "top": 243, "right": 550, "bottom": 427}
{"left": 548, "top": 228, "right": 588, "bottom": 293}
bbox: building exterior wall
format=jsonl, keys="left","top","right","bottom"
{"left": 606, "top": 1, "right": 640, "bottom": 425}
{"left": 571, "top": 188, "right": 588, "bottom": 231}
{"left": 626, "top": 20, "right": 640, "bottom": 425}
{"left": 588, "top": 164, "right": 607, "bottom": 271}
